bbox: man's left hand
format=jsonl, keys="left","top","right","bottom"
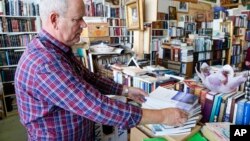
{"left": 123, "top": 86, "right": 148, "bottom": 104}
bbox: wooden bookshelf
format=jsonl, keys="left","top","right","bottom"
{"left": 0, "top": 0, "right": 40, "bottom": 118}
{"left": 221, "top": 2, "right": 250, "bottom": 8}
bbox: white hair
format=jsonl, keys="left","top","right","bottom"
{"left": 39, "top": 0, "right": 68, "bottom": 22}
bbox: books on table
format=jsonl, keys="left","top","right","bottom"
{"left": 201, "top": 122, "right": 231, "bottom": 141}
{"left": 142, "top": 86, "right": 201, "bottom": 136}
{"left": 142, "top": 87, "right": 199, "bottom": 112}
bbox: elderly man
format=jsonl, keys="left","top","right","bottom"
{"left": 15, "top": 0, "right": 188, "bottom": 140}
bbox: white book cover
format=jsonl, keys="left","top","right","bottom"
{"left": 142, "top": 87, "right": 201, "bottom": 136}
{"left": 142, "top": 87, "right": 198, "bottom": 111}
{"left": 146, "top": 115, "right": 201, "bottom": 136}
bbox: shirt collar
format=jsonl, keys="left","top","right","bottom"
{"left": 38, "top": 29, "right": 72, "bottom": 54}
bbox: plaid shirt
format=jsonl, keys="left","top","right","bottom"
{"left": 15, "top": 29, "right": 142, "bottom": 141}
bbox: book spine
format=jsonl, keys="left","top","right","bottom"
{"left": 243, "top": 101, "right": 250, "bottom": 125}
{"left": 201, "top": 93, "right": 214, "bottom": 123}
{"left": 235, "top": 99, "right": 247, "bottom": 125}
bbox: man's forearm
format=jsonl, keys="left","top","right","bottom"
{"left": 139, "top": 109, "right": 163, "bottom": 124}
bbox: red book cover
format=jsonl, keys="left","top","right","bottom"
{"left": 199, "top": 89, "right": 209, "bottom": 110}
{"left": 201, "top": 91, "right": 217, "bottom": 123}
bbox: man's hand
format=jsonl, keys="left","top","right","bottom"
{"left": 122, "top": 86, "right": 147, "bottom": 103}
{"left": 140, "top": 108, "right": 188, "bottom": 126}
{"left": 161, "top": 108, "right": 188, "bottom": 126}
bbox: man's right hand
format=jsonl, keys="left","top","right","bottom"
{"left": 140, "top": 108, "right": 188, "bottom": 126}
{"left": 160, "top": 108, "right": 188, "bottom": 126}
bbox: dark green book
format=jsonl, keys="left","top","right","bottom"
{"left": 143, "top": 137, "right": 167, "bottom": 141}
{"left": 187, "top": 132, "right": 207, "bottom": 141}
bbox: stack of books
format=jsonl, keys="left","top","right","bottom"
{"left": 142, "top": 87, "right": 202, "bottom": 136}
{"left": 201, "top": 122, "right": 230, "bottom": 141}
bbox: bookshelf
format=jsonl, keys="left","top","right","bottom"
{"left": 106, "top": 0, "right": 133, "bottom": 46}
{"left": 192, "top": 36, "right": 212, "bottom": 72}
{"left": 0, "top": 0, "right": 40, "bottom": 118}
{"left": 241, "top": 11, "right": 250, "bottom": 69}
{"left": 217, "top": 21, "right": 232, "bottom": 64}
{"left": 143, "top": 19, "right": 168, "bottom": 66}
{"left": 228, "top": 14, "right": 248, "bottom": 70}
{"left": 161, "top": 43, "right": 193, "bottom": 78}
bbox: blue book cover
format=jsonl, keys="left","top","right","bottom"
{"left": 243, "top": 101, "right": 250, "bottom": 125}
{"left": 209, "top": 93, "right": 224, "bottom": 122}
{"left": 171, "top": 91, "right": 198, "bottom": 111}
{"left": 235, "top": 99, "right": 248, "bottom": 125}
{"left": 214, "top": 93, "right": 224, "bottom": 121}
{"left": 171, "top": 91, "right": 198, "bottom": 105}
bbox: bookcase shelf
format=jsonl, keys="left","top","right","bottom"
{"left": 0, "top": 32, "right": 38, "bottom": 34}
{"left": 0, "top": 46, "right": 26, "bottom": 50}
{"left": 0, "top": 0, "right": 40, "bottom": 119}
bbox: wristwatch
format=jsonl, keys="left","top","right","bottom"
{"left": 124, "top": 87, "right": 129, "bottom": 95}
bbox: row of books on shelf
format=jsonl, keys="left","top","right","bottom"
{"left": 0, "top": 67, "right": 15, "bottom": 82}
{"left": 162, "top": 45, "right": 193, "bottom": 62}
{"left": 194, "top": 38, "right": 212, "bottom": 52}
{"left": 199, "top": 21, "right": 213, "bottom": 29}
{"left": 84, "top": 1, "right": 105, "bottom": 17}
{"left": 0, "top": 0, "right": 39, "bottom": 16}
{"left": 156, "top": 12, "right": 168, "bottom": 21}
{"left": 108, "top": 18, "right": 126, "bottom": 26}
{"left": 151, "top": 30, "right": 167, "bottom": 37}
{"left": 2, "top": 82, "right": 15, "bottom": 95}
{"left": 197, "top": 28, "right": 213, "bottom": 36}
{"left": 231, "top": 44, "right": 242, "bottom": 56}
{"left": 0, "top": 50, "right": 22, "bottom": 66}
{"left": 229, "top": 15, "right": 248, "bottom": 28}
{"left": 106, "top": 7, "right": 120, "bottom": 18}
{"left": 213, "top": 38, "right": 230, "bottom": 50}
{"left": 179, "top": 15, "right": 194, "bottom": 23}
{"left": 213, "top": 10, "right": 227, "bottom": 20}
{"left": 109, "top": 27, "right": 129, "bottom": 37}
{"left": 245, "top": 30, "right": 250, "bottom": 41}
{"left": 110, "top": 36, "right": 132, "bottom": 44}
{"left": 193, "top": 50, "right": 223, "bottom": 61}
{"left": 0, "top": 34, "right": 35, "bottom": 47}
{"left": 0, "top": 18, "right": 37, "bottom": 32}
{"left": 162, "top": 59, "right": 193, "bottom": 77}
{"left": 168, "top": 27, "right": 184, "bottom": 37}
{"left": 152, "top": 21, "right": 168, "bottom": 29}
{"left": 230, "top": 55, "right": 242, "bottom": 65}
{"left": 184, "top": 23, "right": 196, "bottom": 33}
{"left": 150, "top": 39, "right": 162, "bottom": 52}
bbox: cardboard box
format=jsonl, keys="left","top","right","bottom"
{"left": 81, "top": 23, "right": 109, "bottom": 37}
{"left": 130, "top": 125, "right": 201, "bottom": 141}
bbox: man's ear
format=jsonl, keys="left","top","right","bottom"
{"left": 50, "top": 13, "right": 59, "bottom": 30}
